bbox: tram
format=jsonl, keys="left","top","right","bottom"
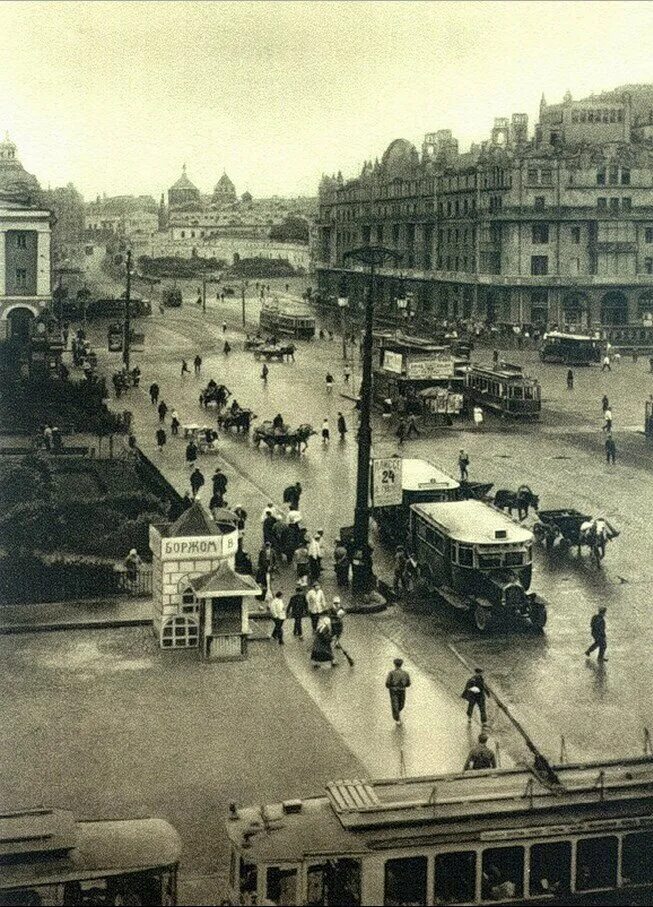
{"left": 259, "top": 299, "right": 316, "bottom": 340}
{"left": 225, "top": 755, "right": 653, "bottom": 906}
{"left": 410, "top": 500, "right": 546, "bottom": 631}
{"left": 372, "top": 459, "right": 460, "bottom": 544}
{"left": 539, "top": 332, "right": 604, "bottom": 366}
{"left": 0, "top": 808, "right": 181, "bottom": 905}
{"left": 463, "top": 364, "right": 541, "bottom": 420}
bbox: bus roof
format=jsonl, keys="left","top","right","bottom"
{"left": 412, "top": 500, "right": 532, "bottom": 544}
{"left": 544, "top": 332, "right": 600, "bottom": 343}
{"left": 401, "top": 459, "right": 460, "bottom": 493}
{"left": 0, "top": 812, "right": 181, "bottom": 890}
{"left": 226, "top": 756, "right": 653, "bottom": 862}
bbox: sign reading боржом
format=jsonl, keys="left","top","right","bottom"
{"left": 161, "top": 533, "right": 237, "bottom": 560}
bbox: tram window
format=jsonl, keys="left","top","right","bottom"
{"left": 481, "top": 846, "right": 524, "bottom": 900}
{"left": 384, "top": 855, "right": 427, "bottom": 905}
{"left": 434, "top": 850, "right": 476, "bottom": 904}
{"left": 62, "top": 874, "right": 162, "bottom": 905}
{"left": 622, "top": 831, "right": 653, "bottom": 885}
{"left": 240, "top": 857, "right": 258, "bottom": 899}
{"left": 504, "top": 551, "right": 525, "bottom": 567}
{"left": 512, "top": 386, "right": 524, "bottom": 399}
{"left": 477, "top": 553, "right": 502, "bottom": 568}
{"left": 524, "top": 387, "right": 534, "bottom": 400}
{"left": 576, "top": 835, "right": 618, "bottom": 891}
{"left": 266, "top": 866, "right": 298, "bottom": 905}
{"left": 1, "top": 888, "right": 54, "bottom": 906}
{"left": 457, "top": 545, "right": 474, "bottom": 567}
{"left": 306, "top": 859, "right": 361, "bottom": 906}
{"left": 529, "top": 841, "right": 571, "bottom": 897}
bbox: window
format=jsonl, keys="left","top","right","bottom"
{"left": 15, "top": 268, "right": 28, "bottom": 288}
{"left": 540, "top": 169, "right": 552, "bottom": 186}
{"left": 596, "top": 168, "right": 606, "bottom": 186}
{"left": 384, "top": 856, "right": 427, "bottom": 906}
{"left": 434, "top": 851, "right": 476, "bottom": 904}
{"left": 608, "top": 165, "right": 619, "bottom": 185}
{"left": 527, "top": 168, "right": 538, "bottom": 184}
{"left": 504, "top": 551, "right": 525, "bottom": 567}
{"left": 180, "top": 230, "right": 185, "bottom": 238}
{"left": 576, "top": 836, "right": 618, "bottom": 891}
{"left": 622, "top": 831, "right": 653, "bottom": 885}
{"left": 621, "top": 168, "right": 631, "bottom": 185}
{"left": 529, "top": 841, "right": 572, "bottom": 897}
{"left": 161, "top": 616, "right": 199, "bottom": 648}
{"left": 482, "top": 846, "right": 524, "bottom": 900}
{"left": 597, "top": 197, "right": 607, "bottom": 211}
{"left": 307, "top": 859, "right": 361, "bottom": 906}
{"left": 531, "top": 255, "right": 548, "bottom": 276}
{"left": 571, "top": 226, "right": 581, "bottom": 243}
{"left": 16, "top": 233, "right": 27, "bottom": 249}
{"left": 456, "top": 545, "right": 474, "bottom": 567}
{"left": 645, "top": 227, "right": 653, "bottom": 243}
{"left": 645, "top": 257, "right": 653, "bottom": 274}
{"left": 622, "top": 197, "right": 632, "bottom": 212}
{"left": 609, "top": 198, "right": 620, "bottom": 213}
{"left": 532, "top": 223, "right": 549, "bottom": 244}
{"left": 534, "top": 196, "right": 545, "bottom": 211}
{"left": 267, "top": 866, "right": 298, "bottom": 905}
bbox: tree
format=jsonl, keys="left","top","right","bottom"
{"left": 269, "top": 216, "right": 309, "bottom": 244}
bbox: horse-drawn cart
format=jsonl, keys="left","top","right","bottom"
{"left": 252, "top": 421, "right": 315, "bottom": 454}
{"left": 533, "top": 509, "right": 619, "bottom": 565}
{"left": 253, "top": 343, "right": 295, "bottom": 362}
{"left": 458, "top": 481, "right": 494, "bottom": 502}
{"left": 217, "top": 408, "right": 256, "bottom": 433}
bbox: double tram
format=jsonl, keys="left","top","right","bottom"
{"left": 539, "top": 333, "right": 604, "bottom": 366}
{"left": 259, "top": 299, "right": 316, "bottom": 340}
{"left": 463, "top": 364, "right": 541, "bottom": 420}
{"left": 225, "top": 755, "right": 653, "bottom": 906}
{"left": 0, "top": 808, "right": 181, "bottom": 906}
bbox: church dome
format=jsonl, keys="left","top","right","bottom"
{"left": 380, "top": 138, "right": 419, "bottom": 180}
{"left": 213, "top": 171, "right": 236, "bottom": 201}
{"left": 170, "top": 163, "right": 198, "bottom": 193}
{"left": 168, "top": 164, "right": 201, "bottom": 210}
{"left": 0, "top": 133, "right": 41, "bottom": 200}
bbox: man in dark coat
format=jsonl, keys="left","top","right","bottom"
{"left": 262, "top": 511, "right": 277, "bottom": 546}
{"left": 190, "top": 467, "right": 205, "bottom": 499}
{"left": 149, "top": 382, "right": 159, "bottom": 405}
{"left": 287, "top": 584, "right": 308, "bottom": 638}
{"left": 185, "top": 440, "right": 198, "bottom": 466}
{"left": 283, "top": 481, "right": 302, "bottom": 510}
{"left": 212, "top": 467, "right": 228, "bottom": 503}
{"left": 464, "top": 733, "right": 497, "bottom": 771}
{"left": 337, "top": 412, "right": 347, "bottom": 441}
{"left": 585, "top": 607, "right": 608, "bottom": 661}
{"left": 385, "top": 657, "right": 411, "bottom": 724}
{"left": 462, "top": 667, "right": 488, "bottom": 725}
{"left": 157, "top": 400, "right": 168, "bottom": 422}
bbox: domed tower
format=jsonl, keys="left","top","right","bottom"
{"left": 212, "top": 171, "right": 237, "bottom": 206}
{"left": 168, "top": 164, "right": 201, "bottom": 210}
{"left": 0, "top": 133, "right": 40, "bottom": 201}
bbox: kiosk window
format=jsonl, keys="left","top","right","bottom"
{"left": 434, "top": 850, "right": 476, "bottom": 904}
{"left": 622, "top": 831, "right": 653, "bottom": 885}
{"left": 307, "top": 859, "right": 361, "bottom": 906}
{"left": 529, "top": 841, "right": 571, "bottom": 897}
{"left": 576, "top": 836, "right": 618, "bottom": 890}
{"left": 482, "top": 846, "right": 524, "bottom": 900}
{"left": 384, "top": 855, "right": 427, "bottom": 905}
{"left": 266, "top": 866, "right": 298, "bottom": 905}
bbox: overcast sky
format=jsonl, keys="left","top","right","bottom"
{"left": 1, "top": 1, "right": 652, "bottom": 201}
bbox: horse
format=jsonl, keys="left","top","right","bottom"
{"left": 253, "top": 422, "right": 315, "bottom": 454}
{"left": 493, "top": 485, "right": 539, "bottom": 520}
{"left": 217, "top": 409, "right": 255, "bottom": 433}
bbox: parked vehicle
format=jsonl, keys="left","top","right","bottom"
{"left": 539, "top": 331, "right": 604, "bottom": 365}
{"left": 372, "top": 458, "right": 460, "bottom": 544}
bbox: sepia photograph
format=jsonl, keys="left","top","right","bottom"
{"left": 1, "top": 1, "right": 653, "bottom": 904}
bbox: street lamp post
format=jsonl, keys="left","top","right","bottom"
{"left": 343, "top": 245, "right": 402, "bottom": 595}
{"left": 123, "top": 249, "right": 132, "bottom": 372}
{"left": 337, "top": 294, "right": 349, "bottom": 361}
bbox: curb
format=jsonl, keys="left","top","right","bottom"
{"left": 0, "top": 618, "right": 151, "bottom": 636}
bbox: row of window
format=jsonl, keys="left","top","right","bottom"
{"left": 572, "top": 106, "right": 625, "bottom": 124}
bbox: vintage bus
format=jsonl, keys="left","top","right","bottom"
{"left": 539, "top": 333, "right": 604, "bottom": 366}
{"left": 0, "top": 808, "right": 181, "bottom": 906}
{"left": 463, "top": 365, "right": 541, "bottom": 420}
{"left": 225, "top": 755, "right": 653, "bottom": 906}
{"left": 372, "top": 459, "right": 460, "bottom": 544}
{"left": 259, "top": 300, "right": 316, "bottom": 340}
{"left": 409, "top": 500, "right": 546, "bottom": 631}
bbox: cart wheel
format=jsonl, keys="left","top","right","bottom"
{"left": 474, "top": 603, "right": 492, "bottom": 632}
{"left": 530, "top": 600, "right": 547, "bottom": 632}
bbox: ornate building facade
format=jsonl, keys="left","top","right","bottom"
{"left": 316, "top": 86, "right": 653, "bottom": 333}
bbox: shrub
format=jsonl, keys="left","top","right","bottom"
{"left": 0, "top": 553, "right": 120, "bottom": 605}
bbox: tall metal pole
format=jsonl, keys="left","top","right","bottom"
{"left": 241, "top": 282, "right": 246, "bottom": 327}
{"left": 341, "top": 306, "right": 348, "bottom": 361}
{"left": 123, "top": 249, "right": 131, "bottom": 372}
{"left": 202, "top": 277, "right": 207, "bottom": 315}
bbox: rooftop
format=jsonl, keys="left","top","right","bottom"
{"left": 412, "top": 499, "right": 533, "bottom": 545}
{"left": 400, "top": 459, "right": 460, "bottom": 494}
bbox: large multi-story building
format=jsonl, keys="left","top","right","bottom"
{"left": 316, "top": 86, "right": 653, "bottom": 335}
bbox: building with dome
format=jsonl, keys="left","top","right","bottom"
{"left": 212, "top": 171, "right": 237, "bottom": 207}
{"left": 167, "top": 164, "right": 201, "bottom": 211}
{"left": 0, "top": 133, "right": 40, "bottom": 202}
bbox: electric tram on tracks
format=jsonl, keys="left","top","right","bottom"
{"left": 225, "top": 755, "right": 653, "bottom": 906}
{"left": 463, "top": 364, "right": 541, "bottom": 420}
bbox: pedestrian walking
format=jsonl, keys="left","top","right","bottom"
{"left": 157, "top": 400, "right": 168, "bottom": 423}
{"left": 222, "top": 321, "right": 227, "bottom": 333}
{"left": 393, "top": 546, "right": 408, "bottom": 596}
{"left": 185, "top": 439, "right": 198, "bottom": 467}
{"left": 605, "top": 434, "right": 616, "bottom": 465}
{"left": 310, "top": 615, "right": 335, "bottom": 668}
{"left": 325, "top": 373, "right": 334, "bottom": 394}
{"left": 262, "top": 509, "right": 278, "bottom": 547}
{"left": 406, "top": 413, "right": 420, "bottom": 439}
{"left": 193, "top": 354, "right": 202, "bottom": 376}
{"left": 321, "top": 418, "right": 330, "bottom": 444}
{"left": 149, "top": 382, "right": 159, "bottom": 405}
{"left": 337, "top": 412, "right": 347, "bottom": 441}
{"left": 156, "top": 427, "right": 166, "bottom": 452}
{"left": 566, "top": 369, "right": 574, "bottom": 390}
{"left": 295, "top": 537, "right": 310, "bottom": 584}
{"left": 601, "top": 354, "right": 612, "bottom": 372}
{"left": 473, "top": 405, "right": 484, "bottom": 430}
{"left": 333, "top": 539, "right": 350, "bottom": 587}
{"left": 261, "top": 362, "right": 269, "bottom": 383}
{"left": 343, "top": 366, "right": 351, "bottom": 384}
{"left": 306, "top": 581, "right": 327, "bottom": 632}
{"left": 385, "top": 657, "right": 411, "bottom": 725}
{"left": 603, "top": 408, "right": 613, "bottom": 432}
{"left": 223, "top": 341, "right": 231, "bottom": 355}
{"left": 287, "top": 584, "right": 307, "bottom": 638}
{"left": 462, "top": 668, "right": 488, "bottom": 725}
{"left": 308, "top": 531, "right": 323, "bottom": 581}
{"left": 396, "top": 419, "right": 406, "bottom": 446}
{"left": 170, "top": 410, "right": 180, "bottom": 436}
{"left": 43, "top": 424, "right": 53, "bottom": 451}
{"left": 458, "top": 449, "right": 470, "bottom": 481}
{"left": 255, "top": 542, "right": 277, "bottom": 589}
{"left": 585, "top": 607, "right": 608, "bottom": 661}
{"left": 212, "top": 467, "right": 228, "bottom": 502}
{"left": 190, "top": 467, "right": 205, "bottom": 499}
{"left": 463, "top": 733, "right": 497, "bottom": 771}
{"left": 269, "top": 591, "right": 286, "bottom": 646}
{"left": 493, "top": 349, "right": 499, "bottom": 366}
{"left": 602, "top": 394, "right": 610, "bottom": 413}
{"left": 181, "top": 359, "right": 189, "bottom": 379}
{"left": 282, "top": 481, "right": 302, "bottom": 510}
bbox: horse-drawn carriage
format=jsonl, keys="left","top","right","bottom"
{"left": 217, "top": 408, "right": 256, "bottom": 433}
{"left": 183, "top": 424, "right": 220, "bottom": 454}
{"left": 244, "top": 335, "right": 266, "bottom": 352}
{"left": 252, "top": 421, "right": 315, "bottom": 454}
{"left": 253, "top": 343, "right": 295, "bottom": 362}
{"left": 533, "top": 509, "right": 619, "bottom": 566}
{"left": 200, "top": 381, "right": 231, "bottom": 409}
{"left": 493, "top": 484, "right": 539, "bottom": 520}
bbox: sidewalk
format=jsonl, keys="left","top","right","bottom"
{"left": 0, "top": 596, "right": 150, "bottom": 634}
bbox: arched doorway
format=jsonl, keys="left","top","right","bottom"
{"left": 638, "top": 291, "right": 653, "bottom": 326}
{"left": 5, "top": 306, "right": 35, "bottom": 343}
{"left": 601, "top": 292, "right": 629, "bottom": 326}
{"left": 562, "top": 292, "right": 589, "bottom": 330}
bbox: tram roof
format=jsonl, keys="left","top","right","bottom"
{"left": 0, "top": 813, "right": 181, "bottom": 890}
{"left": 412, "top": 500, "right": 532, "bottom": 544}
{"left": 226, "top": 757, "right": 653, "bottom": 862}
{"left": 401, "top": 459, "right": 460, "bottom": 493}
{"left": 466, "top": 363, "right": 538, "bottom": 382}
{"left": 544, "top": 331, "right": 600, "bottom": 343}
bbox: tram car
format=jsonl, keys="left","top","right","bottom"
{"left": 259, "top": 299, "right": 316, "bottom": 340}
{"left": 463, "top": 364, "right": 541, "bottom": 420}
{"left": 226, "top": 754, "right": 653, "bottom": 906}
{"left": 539, "top": 332, "right": 604, "bottom": 366}
{"left": 372, "top": 459, "right": 460, "bottom": 544}
{"left": 0, "top": 807, "right": 181, "bottom": 905}
{"left": 409, "top": 500, "right": 547, "bottom": 631}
